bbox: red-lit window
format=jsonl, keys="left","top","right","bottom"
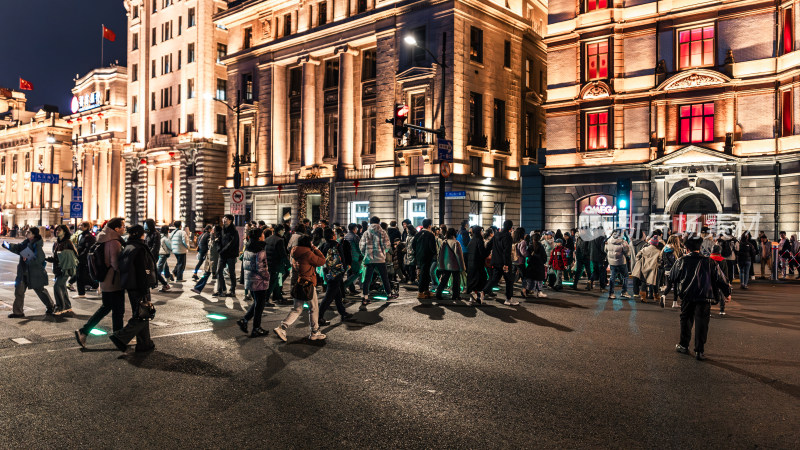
{"left": 586, "top": 0, "right": 608, "bottom": 12}
{"left": 783, "top": 9, "right": 794, "bottom": 54}
{"left": 679, "top": 103, "right": 714, "bottom": 144}
{"left": 678, "top": 26, "right": 714, "bottom": 69}
{"left": 587, "top": 111, "right": 609, "bottom": 150}
{"left": 782, "top": 90, "right": 793, "bottom": 136}
{"left": 586, "top": 40, "right": 609, "bottom": 80}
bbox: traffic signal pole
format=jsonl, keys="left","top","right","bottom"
{"left": 438, "top": 32, "right": 447, "bottom": 227}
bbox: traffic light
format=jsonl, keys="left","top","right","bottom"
{"left": 393, "top": 103, "right": 409, "bottom": 138}
{"left": 617, "top": 178, "right": 631, "bottom": 210}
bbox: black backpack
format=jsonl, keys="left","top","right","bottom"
{"left": 720, "top": 239, "right": 733, "bottom": 258}
{"left": 88, "top": 242, "right": 109, "bottom": 282}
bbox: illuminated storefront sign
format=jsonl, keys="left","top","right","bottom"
{"left": 581, "top": 195, "right": 617, "bottom": 215}
{"left": 70, "top": 92, "right": 102, "bottom": 113}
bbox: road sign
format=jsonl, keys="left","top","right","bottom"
{"left": 444, "top": 191, "right": 466, "bottom": 199}
{"left": 31, "top": 172, "right": 59, "bottom": 184}
{"left": 231, "top": 189, "right": 245, "bottom": 204}
{"left": 437, "top": 138, "right": 453, "bottom": 161}
{"left": 230, "top": 203, "right": 245, "bottom": 215}
{"left": 70, "top": 202, "right": 83, "bottom": 219}
{"left": 440, "top": 161, "right": 452, "bottom": 178}
{"left": 71, "top": 187, "right": 82, "bottom": 202}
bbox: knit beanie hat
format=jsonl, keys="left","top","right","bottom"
{"left": 649, "top": 237, "right": 659, "bottom": 246}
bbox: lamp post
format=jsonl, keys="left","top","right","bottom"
{"left": 37, "top": 163, "right": 45, "bottom": 226}
{"left": 208, "top": 90, "right": 242, "bottom": 226}
{"left": 404, "top": 32, "right": 447, "bottom": 224}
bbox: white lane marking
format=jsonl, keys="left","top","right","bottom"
{"left": 150, "top": 321, "right": 168, "bottom": 327}
{"left": 11, "top": 338, "right": 32, "bottom": 345}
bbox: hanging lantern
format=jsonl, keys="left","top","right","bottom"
{"left": 353, "top": 180, "right": 360, "bottom": 195}
{"left": 139, "top": 158, "right": 147, "bottom": 165}
{"left": 277, "top": 184, "right": 283, "bottom": 203}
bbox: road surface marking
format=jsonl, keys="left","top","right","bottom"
{"left": 11, "top": 338, "right": 32, "bottom": 345}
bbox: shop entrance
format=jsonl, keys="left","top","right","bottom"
{"left": 671, "top": 194, "right": 718, "bottom": 234}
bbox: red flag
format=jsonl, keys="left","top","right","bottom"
{"left": 19, "top": 78, "right": 33, "bottom": 90}
{"left": 102, "top": 25, "right": 116, "bottom": 42}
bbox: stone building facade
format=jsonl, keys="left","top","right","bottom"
{"left": 544, "top": 0, "right": 800, "bottom": 238}
{"left": 215, "top": 0, "right": 546, "bottom": 228}
{"left": 0, "top": 89, "right": 72, "bottom": 226}
{"left": 124, "top": 0, "right": 230, "bottom": 228}
{"left": 64, "top": 66, "right": 128, "bottom": 223}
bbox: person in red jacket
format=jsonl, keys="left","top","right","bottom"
{"left": 549, "top": 239, "right": 569, "bottom": 291}
{"left": 273, "top": 235, "right": 327, "bottom": 342}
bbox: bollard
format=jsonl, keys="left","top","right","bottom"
{"left": 771, "top": 241, "right": 779, "bottom": 282}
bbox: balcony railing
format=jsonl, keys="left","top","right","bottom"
{"left": 492, "top": 138, "right": 511, "bottom": 152}
{"left": 467, "top": 134, "right": 488, "bottom": 148}
{"left": 231, "top": 152, "right": 253, "bottom": 167}
{"left": 398, "top": 132, "right": 435, "bottom": 148}
{"left": 272, "top": 173, "right": 296, "bottom": 185}
{"left": 344, "top": 166, "right": 374, "bottom": 180}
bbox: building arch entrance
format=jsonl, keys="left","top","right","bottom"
{"left": 669, "top": 191, "right": 719, "bottom": 234}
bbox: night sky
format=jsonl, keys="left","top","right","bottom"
{"left": 0, "top": 0, "right": 127, "bottom": 114}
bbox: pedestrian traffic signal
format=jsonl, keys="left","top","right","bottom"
{"left": 393, "top": 103, "right": 409, "bottom": 138}
{"left": 617, "top": 178, "right": 631, "bottom": 210}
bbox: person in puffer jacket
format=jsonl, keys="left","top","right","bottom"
{"left": 549, "top": 239, "right": 569, "bottom": 290}
{"left": 358, "top": 216, "right": 396, "bottom": 308}
{"left": 236, "top": 228, "right": 271, "bottom": 337}
{"left": 273, "top": 235, "right": 327, "bottom": 342}
{"left": 605, "top": 231, "right": 631, "bottom": 299}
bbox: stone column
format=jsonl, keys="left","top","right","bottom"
{"left": 155, "top": 167, "right": 164, "bottom": 223}
{"left": 172, "top": 165, "right": 180, "bottom": 222}
{"left": 272, "top": 64, "right": 287, "bottom": 175}
{"left": 147, "top": 164, "right": 156, "bottom": 222}
{"left": 302, "top": 58, "right": 319, "bottom": 167}
{"left": 98, "top": 149, "right": 109, "bottom": 220}
{"left": 85, "top": 152, "right": 97, "bottom": 221}
{"left": 338, "top": 48, "right": 356, "bottom": 170}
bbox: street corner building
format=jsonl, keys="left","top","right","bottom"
{"left": 124, "top": 0, "right": 231, "bottom": 228}
{"left": 214, "top": 0, "right": 547, "bottom": 228}
{"left": 543, "top": 0, "right": 800, "bottom": 237}
{"left": 0, "top": 89, "right": 72, "bottom": 227}
{"left": 64, "top": 66, "right": 128, "bottom": 224}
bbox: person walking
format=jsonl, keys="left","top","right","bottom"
{"left": 403, "top": 226, "right": 418, "bottom": 285}
{"left": 758, "top": 234, "right": 772, "bottom": 279}
{"left": 193, "top": 225, "right": 212, "bottom": 281}
{"left": 719, "top": 229, "right": 737, "bottom": 283}
{"left": 235, "top": 228, "right": 271, "bottom": 337}
{"left": 672, "top": 236, "right": 731, "bottom": 361}
{"left": 414, "top": 219, "right": 437, "bottom": 300}
{"left": 49, "top": 225, "right": 78, "bottom": 316}
{"left": 264, "top": 224, "right": 290, "bottom": 305}
{"left": 359, "top": 216, "right": 396, "bottom": 309}
{"left": 465, "top": 226, "right": 489, "bottom": 305}
{"left": 549, "top": 238, "right": 569, "bottom": 291}
{"left": 4, "top": 228, "right": 55, "bottom": 318}
{"left": 589, "top": 228, "right": 608, "bottom": 290}
{"left": 215, "top": 214, "right": 240, "bottom": 297}
{"left": 74, "top": 221, "right": 98, "bottom": 298}
{"left": 605, "top": 231, "right": 632, "bottom": 299}
{"left": 708, "top": 245, "right": 731, "bottom": 316}
{"left": 157, "top": 225, "right": 174, "bottom": 283}
{"left": 735, "top": 231, "right": 756, "bottom": 289}
{"left": 74, "top": 218, "right": 127, "bottom": 347}
{"left": 318, "top": 227, "right": 354, "bottom": 324}
{"left": 572, "top": 229, "right": 592, "bottom": 290}
{"left": 633, "top": 237, "right": 661, "bottom": 301}
{"left": 343, "top": 223, "right": 363, "bottom": 295}
{"left": 482, "top": 219, "right": 516, "bottom": 305}
{"left": 659, "top": 235, "right": 683, "bottom": 308}
{"left": 145, "top": 219, "right": 171, "bottom": 292}
{"left": 434, "top": 227, "right": 466, "bottom": 301}
{"left": 527, "top": 233, "right": 548, "bottom": 298}
{"left": 273, "top": 235, "right": 327, "bottom": 342}
{"left": 108, "top": 225, "right": 157, "bottom": 353}
{"left": 170, "top": 220, "right": 190, "bottom": 282}
{"left": 191, "top": 225, "right": 221, "bottom": 294}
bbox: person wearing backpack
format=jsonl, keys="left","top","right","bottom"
{"left": 734, "top": 231, "right": 756, "bottom": 289}
{"left": 215, "top": 214, "right": 240, "bottom": 297}
{"left": 157, "top": 225, "right": 174, "bottom": 283}
{"left": 317, "top": 227, "right": 354, "bottom": 324}
{"left": 359, "top": 216, "right": 396, "bottom": 310}
{"left": 718, "top": 229, "right": 737, "bottom": 283}
{"left": 108, "top": 225, "right": 157, "bottom": 352}
{"left": 74, "top": 221, "right": 98, "bottom": 298}
{"left": 434, "top": 227, "right": 466, "bottom": 301}
{"left": 48, "top": 225, "right": 79, "bottom": 316}
{"left": 192, "top": 225, "right": 212, "bottom": 281}
{"left": 170, "top": 220, "right": 190, "bottom": 282}
{"left": 671, "top": 236, "right": 731, "bottom": 361}
{"left": 414, "top": 218, "right": 437, "bottom": 300}
{"left": 3, "top": 227, "right": 55, "bottom": 318}
{"left": 74, "top": 218, "right": 127, "bottom": 348}
{"left": 235, "top": 228, "right": 271, "bottom": 338}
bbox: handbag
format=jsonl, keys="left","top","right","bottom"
{"left": 136, "top": 297, "right": 156, "bottom": 320}
{"left": 291, "top": 277, "right": 314, "bottom": 301}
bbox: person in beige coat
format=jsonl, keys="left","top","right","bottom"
{"left": 633, "top": 237, "right": 662, "bottom": 301}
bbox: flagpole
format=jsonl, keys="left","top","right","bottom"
{"left": 101, "top": 24, "right": 104, "bottom": 67}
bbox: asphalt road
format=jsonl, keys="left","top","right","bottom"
{"left": 0, "top": 242, "right": 798, "bottom": 449}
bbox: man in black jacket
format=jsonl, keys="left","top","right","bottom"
{"left": 573, "top": 228, "right": 593, "bottom": 290}
{"left": 264, "top": 224, "right": 290, "bottom": 305}
{"left": 482, "top": 219, "right": 517, "bottom": 305}
{"left": 192, "top": 225, "right": 212, "bottom": 281}
{"left": 671, "top": 236, "right": 731, "bottom": 361}
{"left": 589, "top": 227, "right": 608, "bottom": 290}
{"left": 74, "top": 221, "right": 98, "bottom": 297}
{"left": 317, "top": 228, "right": 354, "bottom": 324}
{"left": 215, "top": 214, "right": 240, "bottom": 297}
{"left": 414, "top": 218, "right": 437, "bottom": 300}
{"left": 144, "top": 219, "right": 171, "bottom": 292}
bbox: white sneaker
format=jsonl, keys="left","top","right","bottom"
{"left": 609, "top": 293, "right": 616, "bottom": 299}
{"left": 74, "top": 294, "right": 86, "bottom": 298}
{"left": 509, "top": 300, "right": 520, "bottom": 306}
{"left": 537, "top": 291, "right": 547, "bottom": 298}
{"left": 504, "top": 299, "right": 512, "bottom": 305}
{"left": 309, "top": 331, "right": 327, "bottom": 340}
{"left": 671, "top": 300, "right": 677, "bottom": 308}
{"left": 273, "top": 326, "right": 287, "bottom": 342}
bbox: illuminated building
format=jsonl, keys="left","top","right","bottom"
{"left": 0, "top": 89, "right": 72, "bottom": 226}
{"left": 214, "top": 0, "right": 546, "bottom": 228}
{"left": 124, "top": 0, "right": 230, "bottom": 228}
{"left": 544, "top": 0, "right": 800, "bottom": 236}
{"left": 64, "top": 66, "right": 128, "bottom": 223}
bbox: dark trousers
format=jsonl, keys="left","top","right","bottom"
{"left": 81, "top": 290, "right": 126, "bottom": 334}
{"left": 193, "top": 250, "right": 208, "bottom": 274}
{"left": 13, "top": 276, "right": 54, "bottom": 316}
{"left": 243, "top": 290, "right": 267, "bottom": 329}
{"left": 483, "top": 266, "right": 514, "bottom": 300}
{"left": 216, "top": 257, "right": 237, "bottom": 294}
{"left": 319, "top": 275, "right": 348, "bottom": 317}
{"left": 172, "top": 253, "right": 187, "bottom": 280}
{"left": 418, "top": 260, "right": 433, "bottom": 292}
{"left": 679, "top": 300, "right": 711, "bottom": 353}
{"left": 113, "top": 290, "right": 153, "bottom": 348}
{"left": 591, "top": 261, "right": 607, "bottom": 288}
{"left": 363, "top": 263, "right": 391, "bottom": 295}
{"left": 157, "top": 255, "right": 171, "bottom": 280}
{"left": 193, "top": 272, "right": 212, "bottom": 292}
{"left": 404, "top": 263, "right": 417, "bottom": 283}
{"left": 573, "top": 259, "right": 591, "bottom": 285}
{"left": 76, "top": 262, "right": 97, "bottom": 295}
{"left": 436, "top": 270, "right": 462, "bottom": 299}
{"left": 266, "top": 270, "right": 282, "bottom": 302}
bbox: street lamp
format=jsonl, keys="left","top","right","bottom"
{"left": 405, "top": 31, "right": 448, "bottom": 224}
{"left": 38, "top": 162, "right": 45, "bottom": 226}
{"left": 206, "top": 90, "right": 242, "bottom": 189}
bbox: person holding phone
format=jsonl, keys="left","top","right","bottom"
{"left": 3, "top": 227, "right": 55, "bottom": 318}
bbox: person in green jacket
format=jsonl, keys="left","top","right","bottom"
{"left": 4, "top": 227, "right": 55, "bottom": 318}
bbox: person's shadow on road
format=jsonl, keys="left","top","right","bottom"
{"left": 479, "top": 304, "right": 574, "bottom": 332}
{"left": 413, "top": 303, "right": 445, "bottom": 320}
{"left": 121, "top": 350, "right": 234, "bottom": 378}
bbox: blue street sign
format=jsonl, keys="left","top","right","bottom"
{"left": 70, "top": 202, "right": 83, "bottom": 219}
{"left": 437, "top": 138, "right": 453, "bottom": 161}
{"left": 31, "top": 172, "right": 59, "bottom": 184}
{"left": 71, "top": 187, "right": 82, "bottom": 202}
{"left": 444, "top": 191, "right": 466, "bottom": 199}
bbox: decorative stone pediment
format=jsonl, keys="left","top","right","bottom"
{"left": 650, "top": 145, "right": 738, "bottom": 175}
{"left": 396, "top": 66, "right": 436, "bottom": 84}
{"left": 657, "top": 69, "right": 730, "bottom": 92}
{"left": 578, "top": 81, "right": 611, "bottom": 100}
